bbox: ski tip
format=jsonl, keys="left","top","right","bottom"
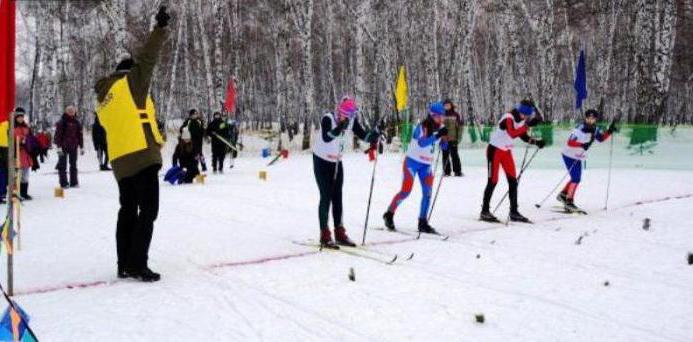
{"left": 406, "top": 253, "right": 415, "bottom": 260}
{"left": 387, "top": 255, "right": 398, "bottom": 265}
{"left": 441, "top": 235, "right": 450, "bottom": 241}
{"left": 534, "top": 204, "right": 541, "bottom": 208}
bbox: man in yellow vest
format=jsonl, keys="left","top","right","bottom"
{"left": 95, "top": 7, "right": 170, "bottom": 282}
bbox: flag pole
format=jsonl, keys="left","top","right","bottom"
{"left": 6, "top": 110, "right": 14, "bottom": 296}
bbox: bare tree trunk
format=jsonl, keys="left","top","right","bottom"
{"left": 213, "top": 0, "right": 226, "bottom": 110}
{"left": 38, "top": 4, "right": 57, "bottom": 124}
{"left": 287, "top": 0, "right": 315, "bottom": 150}
{"left": 355, "top": 0, "right": 370, "bottom": 109}
{"left": 29, "top": 39, "right": 41, "bottom": 124}
{"left": 634, "top": 0, "right": 655, "bottom": 123}
{"left": 102, "top": 0, "right": 128, "bottom": 57}
{"left": 165, "top": 0, "right": 187, "bottom": 122}
{"left": 652, "top": 0, "right": 676, "bottom": 123}
{"left": 195, "top": 0, "right": 215, "bottom": 115}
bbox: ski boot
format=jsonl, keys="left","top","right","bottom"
{"left": 117, "top": 265, "right": 127, "bottom": 279}
{"left": 334, "top": 226, "right": 357, "bottom": 247}
{"left": 556, "top": 191, "right": 567, "bottom": 205}
{"left": 418, "top": 218, "right": 439, "bottom": 235}
{"left": 19, "top": 183, "right": 32, "bottom": 201}
{"left": 125, "top": 267, "right": 161, "bottom": 282}
{"left": 383, "top": 211, "right": 396, "bottom": 231}
{"left": 479, "top": 210, "right": 500, "bottom": 223}
{"left": 509, "top": 211, "right": 532, "bottom": 223}
{"left": 320, "top": 228, "right": 339, "bottom": 249}
{"left": 564, "top": 200, "right": 586, "bottom": 214}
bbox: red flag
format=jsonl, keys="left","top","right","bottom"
{"left": 0, "top": 0, "right": 16, "bottom": 129}
{"left": 223, "top": 77, "right": 236, "bottom": 114}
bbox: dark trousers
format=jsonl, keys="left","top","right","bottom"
{"left": 0, "top": 167, "right": 6, "bottom": 199}
{"left": 39, "top": 149, "right": 48, "bottom": 163}
{"left": 116, "top": 165, "right": 160, "bottom": 271}
{"left": 57, "top": 149, "right": 79, "bottom": 186}
{"left": 97, "top": 148, "right": 109, "bottom": 167}
{"left": 212, "top": 153, "right": 226, "bottom": 171}
{"left": 442, "top": 141, "right": 462, "bottom": 176}
{"left": 313, "top": 154, "right": 343, "bottom": 230}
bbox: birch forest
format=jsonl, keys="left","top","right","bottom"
{"left": 12, "top": 0, "right": 693, "bottom": 135}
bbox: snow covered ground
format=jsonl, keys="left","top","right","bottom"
{"left": 2, "top": 135, "right": 693, "bottom": 341}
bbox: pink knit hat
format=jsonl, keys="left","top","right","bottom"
{"left": 337, "top": 96, "right": 358, "bottom": 119}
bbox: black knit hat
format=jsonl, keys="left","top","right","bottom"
{"left": 14, "top": 107, "right": 25, "bottom": 116}
{"left": 116, "top": 58, "right": 134, "bottom": 72}
{"left": 584, "top": 109, "right": 601, "bottom": 119}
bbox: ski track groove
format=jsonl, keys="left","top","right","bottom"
{"left": 400, "top": 257, "right": 690, "bottom": 342}
{"left": 14, "top": 192, "right": 691, "bottom": 297}
{"left": 204, "top": 268, "right": 375, "bottom": 341}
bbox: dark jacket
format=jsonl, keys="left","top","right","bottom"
{"left": 54, "top": 114, "right": 84, "bottom": 151}
{"left": 94, "top": 26, "right": 169, "bottom": 181}
{"left": 443, "top": 107, "right": 463, "bottom": 142}
{"left": 181, "top": 117, "right": 205, "bottom": 153}
{"left": 206, "top": 118, "right": 232, "bottom": 155}
{"left": 92, "top": 116, "right": 107, "bottom": 150}
{"left": 172, "top": 140, "right": 199, "bottom": 183}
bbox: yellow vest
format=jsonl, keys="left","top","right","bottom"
{"left": 0, "top": 121, "right": 7, "bottom": 147}
{"left": 96, "top": 77, "right": 164, "bottom": 161}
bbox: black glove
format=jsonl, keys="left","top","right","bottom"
{"left": 367, "top": 131, "right": 381, "bottom": 144}
{"left": 533, "top": 139, "right": 546, "bottom": 149}
{"left": 155, "top": 6, "right": 171, "bottom": 28}
{"left": 527, "top": 116, "right": 542, "bottom": 127}
{"left": 607, "top": 122, "right": 619, "bottom": 134}
{"left": 333, "top": 119, "right": 349, "bottom": 135}
{"left": 434, "top": 126, "right": 448, "bottom": 138}
{"left": 581, "top": 142, "right": 592, "bottom": 151}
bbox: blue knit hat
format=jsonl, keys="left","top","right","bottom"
{"left": 516, "top": 103, "right": 535, "bottom": 116}
{"left": 429, "top": 102, "right": 445, "bottom": 117}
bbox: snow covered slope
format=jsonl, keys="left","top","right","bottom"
{"left": 4, "top": 143, "right": 692, "bottom": 341}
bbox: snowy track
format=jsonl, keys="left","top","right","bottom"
{"left": 3, "top": 146, "right": 692, "bottom": 341}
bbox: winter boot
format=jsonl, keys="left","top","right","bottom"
{"left": 320, "top": 229, "right": 338, "bottom": 249}
{"left": 509, "top": 211, "right": 532, "bottom": 223}
{"left": 418, "top": 218, "right": 439, "bottom": 234}
{"left": 383, "top": 211, "right": 396, "bottom": 231}
{"left": 479, "top": 210, "right": 500, "bottom": 223}
{"left": 556, "top": 191, "right": 567, "bottom": 204}
{"left": 564, "top": 199, "right": 585, "bottom": 214}
{"left": 19, "top": 183, "right": 32, "bottom": 201}
{"left": 334, "top": 226, "right": 357, "bottom": 247}
{"left": 125, "top": 267, "right": 161, "bottom": 282}
{"left": 117, "top": 265, "right": 127, "bottom": 279}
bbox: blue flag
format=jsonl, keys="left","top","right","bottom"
{"left": 574, "top": 50, "right": 588, "bottom": 110}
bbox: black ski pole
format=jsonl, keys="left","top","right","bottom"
{"left": 604, "top": 130, "right": 616, "bottom": 211}
{"left": 535, "top": 158, "right": 581, "bottom": 208}
{"left": 361, "top": 142, "right": 381, "bottom": 245}
{"left": 427, "top": 147, "right": 451, "bottom": 222}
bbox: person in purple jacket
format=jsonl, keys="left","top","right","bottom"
{"left": 54, "top": 105, "right": 84, "bottom": 188}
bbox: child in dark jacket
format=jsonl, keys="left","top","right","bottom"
{"left": 172, "top": 129, "right": 200, "bottom": 184}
